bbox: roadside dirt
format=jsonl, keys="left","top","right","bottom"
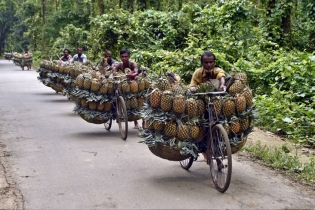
{"left": 239, "top": 127, "right": 315, "bottom": 196}
{"left": 0, "top": 143, "right": 23, "bottom": 210}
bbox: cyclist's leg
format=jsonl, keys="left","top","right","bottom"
{"left": 134, "top": 120, "right": 139, "bottom": 129}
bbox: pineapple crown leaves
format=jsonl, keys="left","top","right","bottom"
{"left": 73, "top": 104, "right": 112, "bottom": 120}
{"left": 180, "top": 142, "right": 199, "bottom": 158}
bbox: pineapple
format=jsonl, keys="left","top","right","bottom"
{"left": 104, "top": 101, "right": 112, "bottom": 112}
{"left": 150, "top": 89, "right": 162, "bottom": 108}
{"left": 125, "top": 99, "right": 131, "bottom": 110}
{"left": 153, "top": 120, "right": 164, "bottom": 132}
{"left": 82, "top": 73, "right": 92, "bottom": 90}
{"left": 138, "top": 79, "right": 145, "bottom": 91}
{"left": 228, "top": 79, "right": 245, "bottom": 95}
{"left": 185, "top": 98, "right": 197, "bottom": 119}
{"left": 144, "top": 78, "right": 151, "bottom": 89}
{"left": 107, "top": 80, "right": 114, "bottom": 95}
{"left": 212, "top": 96, "right": 222, "bottom": 116}
{"left": 147, "top": 120, "right": 155, "bottom": 131}
{"left": 196, "top": 99, "right": 205, "bottom": 117}
{"left": 241, "top": 87, "right": 253, "bottom": 107}
{"left": 235, "top": 94, "right": 246, "bottom": 113}
{"left": 240, "top": 116, "right": 250, "bottom": 132}
{"left": 99, "top": 81, "right": 108, "bottom": 94}
{"left": 230, "top": 117, "right": 241, "bottom": 134}
{"left": 91, "top": 78, "right": 100, "bottom": 92}
{"left": 157, "top": 78, "right": 171, "bottom": 91}
{"left": 177, "top": 124, "right": 189, "bottom": 140}
{"left": 172, "top": 83, "right": 187, "bottom": 95}
{"left": 89, "top": 101, "right": 97, "bottom": 110}
{"left": 235, "top": 72, "right": 247, "bottom": 83}
{"left": 130, "top": 97, "right": 138, "bottom": 109}
{"left": 75, "top": 68, "right": 82, "bottom": 77}
{"left": 197, "top": 127, "right": 205, "bottom": 142}
{"left": 164, "top": 121, "right": 177, "bottom": 137}
{"left": 138, "top": 96, "right": 145, "bottom": 107}
{"left": 130, "top": 81, "right": 139, "bottom": 93}
{"left": 69, "top": 67, "right": 76, "bottom": 77}
{"left": 97, "top": 102, "right": 105, "bottom": 111}
{"left": 90, "top": 70, "right": 97, "bottom": 78}
{"left": 70, "top": 82, "right": 77, "bottom": 88}
{"left": 189, "top": 125, "right": 200, "bottom": 140}
{"left": 121, "top": 81, "right": 130, "bottom": 93}
{"left": 160, "top": 90, "right": 173, "bottom": 112}
{"left": 81, "top": 98, "right": 88, "bottom": 107}
{"left": 172, "top": 95, "right": 185, "bottom": 114}
{"left": 222, "top": 122, "right": 231, "bottom": 136}
{"left": 222, "top": 97, "right": 235, "bottom": 117}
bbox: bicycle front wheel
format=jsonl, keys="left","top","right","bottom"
{"left": 104, "top": 118, "right": 112, "bottom": 131}
{"left": 208, "top": 124, "right": 232, "bottom": 193}
{"left": 116, "top": 96, "right": 128, "bottom": 140}
{"left": 180, "top": 156, "right": 194, "bottom": 170}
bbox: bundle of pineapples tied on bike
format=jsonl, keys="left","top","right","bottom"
{"left": 118, "top": 68, "right": 152, "bottom": 122}
{"left": 3, "top": 52, "right": 13, "bottom": 60}
{"left": 70, "top": 67, "right": 151, "bottom": 124}
{"left": 138, "top": 71, "right": 255, "bottom": 161}
{"left": 37, "top": 60, "right": 93, "bottom": 93}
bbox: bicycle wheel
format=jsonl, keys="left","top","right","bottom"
{"left": 116, "top": 96, "right": 128, "bottom": 140}
{"left": 180, "top": 156, "right": 194, "bottom": 170}
{"left": 208, "top": 124, "right": 232, "bottom": 193}
{"left": 104, "top": 118, "right": 112, "bottom": 131}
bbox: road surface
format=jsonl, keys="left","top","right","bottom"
{"left": 0, "top": 59, "right": 314, "bottom": 209}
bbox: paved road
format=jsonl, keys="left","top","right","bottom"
{"left": 0, "top": 59, "right": 314, "bottom": 209}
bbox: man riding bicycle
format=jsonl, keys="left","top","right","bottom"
{"left": 189, "top": 51, "right": 227, "bottom": 162}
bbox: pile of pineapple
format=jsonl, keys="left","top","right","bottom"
{"left": 37, "top": 60, "right": 92, "bottom": 93}
{"left": 139, "top": 72, "right": 254, "bottom": 160}
{"left": 12, "top": 52, "right": 33, "bottom": 67}
{"left": 69, "top": 68, "right": 151, "bottom": 124}
{"left": 3, "top": 52, "right": 13, "bottom": 60}
{"left": 118, "top": 69, "right": 152, "bottom": 122}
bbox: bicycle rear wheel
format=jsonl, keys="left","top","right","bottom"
{"left": 104, "top": 118, "right": 112, "bottom": 131}
{"left": 117, "top": 96, "right": 128, "bottom": 140}
{"left": 180, "top": 156, "right": 194, "bottom": 170}
{"left": 208, "top": 124, "right": 232, "bottom": 193}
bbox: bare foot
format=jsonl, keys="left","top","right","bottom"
{"left": 202, "top": 152, "right": 209, "bottom": 165}
{"left": 142, "top": 121, "right": 147, "bottom": 129}
{"left": 134, "top": 123, "right": 139, "bottom": 129}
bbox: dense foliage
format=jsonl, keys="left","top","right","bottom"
{"left": 1, "top": 0, "right": 315, "bottom": 147}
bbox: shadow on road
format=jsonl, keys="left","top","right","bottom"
{"left": 65, "top": 131, "right": 122, "bottom": 140}
{"left": 40, "top": 99, "right": 73, "bottom": 103}
{"left": 33, "top": 92, "right": 62, "bottom": 96}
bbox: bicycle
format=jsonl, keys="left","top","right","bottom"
{"left": 179, "top": 91, "right": 232, "bottom": 193}
{"left": 103, "top": 75, "right": 128, "bottom": 140}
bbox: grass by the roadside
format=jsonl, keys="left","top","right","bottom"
{"left": 241, "top": 141, "right": 315, "bottom": 186}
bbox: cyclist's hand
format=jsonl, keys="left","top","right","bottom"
{"left": 190, "top": 87, "right": 197, "bottom": 92}
{"left": 219, "top": 85, "right": 227, "bottom": 91}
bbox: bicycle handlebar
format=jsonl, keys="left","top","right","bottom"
{"left": 191, "top": 91, "right": 227, "bottom": 96}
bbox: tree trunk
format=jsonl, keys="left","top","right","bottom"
{"left": 281, "top": 1, "right": 292, "bottom": 37}
{"left": 138, "top": 0, "right": 146, "bottom": 11}
{"left": 41, "top": 0, "right": 46, "bottom": 24}
{"left": 127, "top": 0, "right": 134, "bottom": 12}
{"left": 119, "top": 0, "right": 122, "bottom": 8}
{"left": 98, "top": 0, "right": 105, "bottom": 15}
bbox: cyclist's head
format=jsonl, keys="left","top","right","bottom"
{"left": 201, "top": 51, "right": 216, "bottom": 71}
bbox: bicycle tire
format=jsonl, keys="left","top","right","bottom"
{"left": 117, "top": 96, "right": 128, "bottom": 140}
{"left": 180, "top": 156, "right": 194, "bottom": 170}
{"left": 104, "top": 118, "right": 112, "bottom": 131}
{"left": 208, "top": 124, "right": 232, "bottom": 193}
